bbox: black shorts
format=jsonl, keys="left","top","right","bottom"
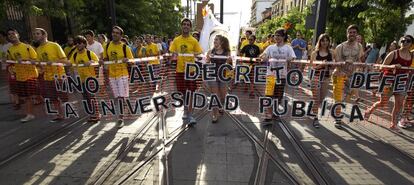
{"left": 16, "top": 79, "right": 38, "bottom": 97}
{"left": 175, "top": 72, "right": 197, "bottom": 93}
{"left": 40, "top": 80, "right": 69, "bottom": 102}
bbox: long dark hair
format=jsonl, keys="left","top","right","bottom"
{"left": 216, "top": 35, "right": 230, "bottom": 53}
{"left": 315, "top": 33, "right": 331, "bottom": 51}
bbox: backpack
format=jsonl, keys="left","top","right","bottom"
{"left": 67, "top": 46, "right": 77, "bottom": 59}
{"left": 105, "top": 41, "right": 127, "bottom": 60}
{"left": 73, "top": 50, "right": 92, "bottom": 63}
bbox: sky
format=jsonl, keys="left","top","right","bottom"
{"left": 180, "top": 0, "right": 252, "bottom": 50}
{"left": 180, "top": 0, "right": 252, "bottom": 27}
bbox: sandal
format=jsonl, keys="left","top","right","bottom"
{"left": 212, "top": 114, "right": 218, "bottom": 123}
{"left": 389, "top": 126, "right": 402, "bottom": 133}
{"left": 364, "top": 111, "right": 372, "bottom": 121}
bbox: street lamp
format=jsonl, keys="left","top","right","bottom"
{"left": 108, "top": 0, "right": 117, "bottom": 26}
{"left": 220, "top": 0, "right": 223, "bottom": 23}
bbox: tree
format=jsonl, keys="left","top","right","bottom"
{"left": 0, "top": 0, "right": 184, "bottom": 38}
{"left": 327, "top": 0, "right": 414, "bottom": 46}
{"left": 256, "top": 7, "right": 313, "bottom": 42}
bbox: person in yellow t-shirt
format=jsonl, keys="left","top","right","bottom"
{"left": 169, "top": 18, "right": 202, "bottom": 126}
{"left": 63, "top": 36, "right": 75, "bottom": 58}
{"left": 33, "top": 28, "right": 69, "bottom": 122}
{"left": 145, "top": 34, "right": 162, "bottom": 91}
{"left": 7, "top": 28, "right": 38, "bottom": 123}
{"left": 70, "top": 35, "right": 100, "bottom": 123}
{"left": 240, "top": 30, "right": 262, "bottom": 52}
{"left": 102, "top": 26, "right": 133, "bottom": 128}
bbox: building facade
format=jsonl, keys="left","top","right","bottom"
{"left": 250, "top": 0, "right": 276, "bottom": 26}
{"left": 271, "top": 0, "right": 309, "bottom": 18}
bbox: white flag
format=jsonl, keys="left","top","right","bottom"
{"left": 199, "top": 6, "right": 229, "bottom": 53}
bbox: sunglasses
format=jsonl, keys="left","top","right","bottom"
{"left": 401, "top": 39, "right": 412, "bottom": 44}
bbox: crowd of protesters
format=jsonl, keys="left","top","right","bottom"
{"left": 1, "top": 18, "right": 414, "bottom": 133}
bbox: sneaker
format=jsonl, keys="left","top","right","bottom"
{"left": 312, "top": 117, "right": 320, "bottom": 128}
{"left": 398, "top": 119, "right": 410, "bottom": 129}
{"left": 188, "top": 116, "right": 196, "bottom": 127}
{"left": 334, "top": 120, "right": 343, "bottom": 129}
{"left": 117, "top": 119, "right": 124, "bottom": 128}
{"left": 50, "top": 117, "right": 64, "bottom": 123}
{"left": 20, "top": 114, "right": 35, "bottom": 123}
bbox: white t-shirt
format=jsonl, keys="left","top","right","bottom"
{"left": 263, "top": 44, "right": 296, "bottom": 78}
{"left": 156, "top": 43, "right": 163, "bottom": 52}
{"left": 87, "top": 41, "right": 104, "bottom": 57}
{"left": 0, "top": 42, "right": 12, "bottom": 58}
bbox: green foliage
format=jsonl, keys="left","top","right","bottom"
{"left": 327, "top": 0, "right": 414, "bottom": 46}
{"left": 1, "top": 0, "right": 184, "bottom": 37}
{"left": 255, "top": 0, "right": 413, "bottom": 47}
{"left": 256, "top": 7, "right": 313, "bottom": 41}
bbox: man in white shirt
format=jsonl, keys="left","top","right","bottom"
{"left": 0, "top": 31, "right": 12, "bottom": 59}
{"left": 260, "top": 28, "right": 296, "bottom": 123}
{"left": 84, "top": 30, "right": 104, "bottom": 59}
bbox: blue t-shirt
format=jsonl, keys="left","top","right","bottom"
{"left": 291, "top": 38, "right": 307, "bottom": 59}
{"left": 366, "top": 48, "right": 379, "bottom": 64}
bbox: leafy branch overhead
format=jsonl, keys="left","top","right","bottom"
{"left": 0, "top": 0, "right": 184, "bottom": 37}
{"left": 255, "top": 0, "right": 414, "bottom": 46}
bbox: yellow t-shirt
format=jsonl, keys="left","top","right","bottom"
{"left": 169, "top": 35, "right": 202, "bottom": 73}
{"left": 240, "top": 40, "right": 262, "bottom": 51}
{"left": 36, "top": 41, "right": 67, "bottom": 81}
{"left": 103, "top": 41, "right": 133, "bottom": 79}
{"left": 70, "top": 49, "right": 99, "bottom": 81}
{"left": 64, "top": 46, "right": 75, "bottom": 56}
{"left": 135, "top": 46, "right": 145, "bottom": 58}
{"left": 145, "top": 43, "right": 160, "bottom": 65}
{"left": 7, "top": 42, "right": 38, "bottom": 81}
